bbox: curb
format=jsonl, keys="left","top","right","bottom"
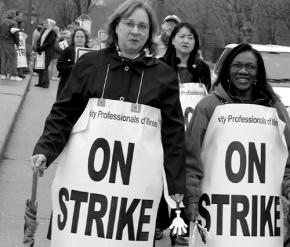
{"left": 0, "top": 74, "right": 33, "bottom": 161}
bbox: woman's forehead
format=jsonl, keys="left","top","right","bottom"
{"left": 233, "top": 51, "right": 257, "bottom": 63}
{"left": 123, "top": 7, "right": 149, "bottom": 22}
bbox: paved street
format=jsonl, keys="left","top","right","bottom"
{"left": 0, "top": 75, "right": 173, "bottom": 247}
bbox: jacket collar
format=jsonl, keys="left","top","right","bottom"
{"left": 108, "top": 48, "right": 158, "bottom": 75}
{"left": 213, "top": 83, "right": 271, "bottom": 106}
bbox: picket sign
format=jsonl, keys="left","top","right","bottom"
{"left": 34, "top": 52, "right": 45, "bottom": 70}
{"left": 51, "top": 98, "right": 164, "bottom": 247}
{"left": 190, "top": 104, "right": 287, "bottom": 247}
{"left": 75, "top": 47, "right": 98, "bottom": 62}
{"left": 16, "top": 31, "right": 28, "bottom": 68}
{"left": 179, "top": 83, "right": 207, "bottom": 130}
{"left": 58, "top": 40, "right": 69, "bottom": 50}
{"left": 163, "top": 82, "right": 207, "bottom": 209}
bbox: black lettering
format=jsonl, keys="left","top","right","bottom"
{"left": 231, "top": 195, "right": 250, "bottom": 236}
{"left": 109, "top": 141, "right": 134, "bottom": 185}
{"left": 198, "top": 193, "right": 211, "bottom": 231}
{"left": 184, "top": 106, "right": 194, "bottom": 130}
{"left": 248, "top": 142, "right": 265, "bottom": 183}
{"left": 85, "top": 193, "right": 107, "bottom": 237}
{"left": 251, "top": 195, "right": 258, "bottom": 236}
{"left": 88, "top": 138, "right": 110, "bottom": 181}
{"left": 106, "top": 196, "right": 118, "bottom": 239}
{"left": 212, "top": 194, "right": 230, "bottom": 235}
{"left": 116, "top": 198, "right": 140, "bottom": 240}
{"left": 274, "top": 196, "right": 280, "bottom": 236}
{"left": 70, "top": 190, "right": 88, "bottom": 233}
{"left": 225, "top": 141, "right": 246, "bottom": 183}
{"left": 58, "top": 187, "right": 69, "bottom": 230}
{"left": 137, "top": 200, "right": 153, "bottom": 241}
{"left": 260, "top": 196, "right": 274, "bottom": 236}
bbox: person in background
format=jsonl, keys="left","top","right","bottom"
{"left": 162, "top": 22, "right": 211, "bottom": 92}
{"left": 158, "top": 22, "right": 211, "bottom": 246}
{"left": 15, "top": 21, "right": 28, "bottom": 79}
{"left": 30, "top": 0, "right": 185, "bottom": 246}
{"left": 35, "top": 18, "right": 57, "bottom": 88}
{"left": 0, "top": 9, "right": 22, "bottom": 81}
{"left": 184, "top": 43, "right": 290, "bottom": 246}
{"left": 155, "top": 14, "right": 181, "bottom": 58}
{"left": 56, "top": 27, "right": 89, "bottom": 99}
{"left": 31, "top": 24, "right": 43, "bottom": 75}
{"left": 49, "top": 25, "right": 60, "bottom": 81}
{"left": 58, "top": 29, "right": 72, "bottom": 49}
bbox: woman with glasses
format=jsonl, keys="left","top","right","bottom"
{"left": 185, "top": 43, "right": 290, "bottom": 246}
{"left": 30, "top": 0, "right": 185, "bottom": 246}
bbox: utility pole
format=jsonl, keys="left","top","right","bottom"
{"left": 154, "top": 0, "right": 165, "bottom": 24}
{"left": 26, "top": 0, "right": 33, "bottom": 49}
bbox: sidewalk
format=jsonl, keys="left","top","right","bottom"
{"left": 0, "top": 75, "right": 32, "bottom": 160}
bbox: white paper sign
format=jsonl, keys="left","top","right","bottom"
{"left": 75, "top": 47, "right": 98, "bottom": 62}
{"left": 192, "top": 104, "right": 287, "bottom": 246}
{"left": 16, "top": 32, "right": 28, "bottom": 68}
{"left": 34, "top": 52, "right": 45, "bottom": 70}
{"left": 51, "top": 98, "right": 164, "bottom": 247}
{"left": 59, "top": 40, "right": 69, "bottom": 50}
{"left": 179, "top": 83, "right": 207, "bottom": 130}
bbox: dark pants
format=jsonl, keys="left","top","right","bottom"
{"left": 38, "top": 67, "right": 50, "bottom": 87}
{"left": 156, "top": 194, "right": 170, "bottom": 230}
{"left": 0, "top": 42, "right": 17, "bottom": 76}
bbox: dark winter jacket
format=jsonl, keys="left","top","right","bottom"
{"left": 184, "top": 83, "right": 290, "bottom": 205}
{"left": 0, "top": 18, "right": 17, "bottom": 44}
{"left": 160, "top": 56, "right": 211, "bottom": 92}
{"left": 36, "top": 29, "right": 57, "bottom": 67}
{"left": 56, "top": 45, "right": 75, "bottom": 99}
{"left": 33, "top": 47, "right": 186, "bottom": 194}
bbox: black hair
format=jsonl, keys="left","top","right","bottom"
{"left": 70, "top": 27, "right": 90, "bottom": 48}
{"left": 213, "top": 43, "right": 279, "bottom": 102}
{"left": 162, "top": 22, "right": 200, "bottom": 72}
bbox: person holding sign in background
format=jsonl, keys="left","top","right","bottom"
{"left": 160, "top": 22, "right": 211, "bottom": 246}
{"left": 184, "top": 43, "right": 290, "bottom": 246}
{"left": 161, "top": 22, "right": 211, "bottom": 129}
{"left": 30, "top": 0, "right": 185, "bottom": 246}
{"left": 35, "top": 18, "right": 57, "bottom": 88}
{"left": 56, "top": 27, "right": 89, "bottom": 99}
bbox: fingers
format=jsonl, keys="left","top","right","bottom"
{"left": 30, "top": 154, "right": 47, "bottom": 177}
{"left": 170, "top": 193, "right": 184, "bottom": 203}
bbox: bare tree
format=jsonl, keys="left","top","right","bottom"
{"left": 210, "top": 0, "right": 258, "bottom": 44}
{"left": 57, "top": 0, "right": 78, "bottom": 28}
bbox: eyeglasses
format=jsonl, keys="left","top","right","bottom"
{"left": 120, "top": 19, "right": 149, "bottom": 33}
{"left": 230, "top": 62, "right": 257, "bottom": 72}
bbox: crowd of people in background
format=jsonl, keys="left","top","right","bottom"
{"left": 0, "top": 9, "right": 90, "bottom": 87}
{"left": 2, "top": 1, "right": 290, "bottom": 246}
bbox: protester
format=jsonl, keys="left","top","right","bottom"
{"left": 162, "top": 22, "right": 211, "bottom": 92}
{"left": 157, "top": 22, "right": 211, "bottom": 246}
{"left": 32, "top": 24, "right": 43, "bottom": 52}
{"left": 184, "top": 43, "right": 290, "bottom": 246}
{"left": 31, "top": 24, "right": 43, "bottom": 75}
{"left": 16, "top": 21, "right": 28, "bottom": 79}
{"left": 56, "top": 27, "right": 89, "bottom": 99}
{"left": 58, "top": 29, "right": 72, "bottom": 49}
{"left": 155, "top": 14, "right": 181, "bottom": 58}
{"left": 31, "top": 0, "right": 185, "bottom": 246}
{"left": 35, "top": 18, "right": 57, "bottom": 88}
{"left": 0, "top": 9, "right": 22, "bottom": 81}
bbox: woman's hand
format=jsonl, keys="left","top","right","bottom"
{"left": 30, "top": 154, "right": 47, "bottom": 177}
{"left": 170, "top": 193, "right": 184, "bottom": 203}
